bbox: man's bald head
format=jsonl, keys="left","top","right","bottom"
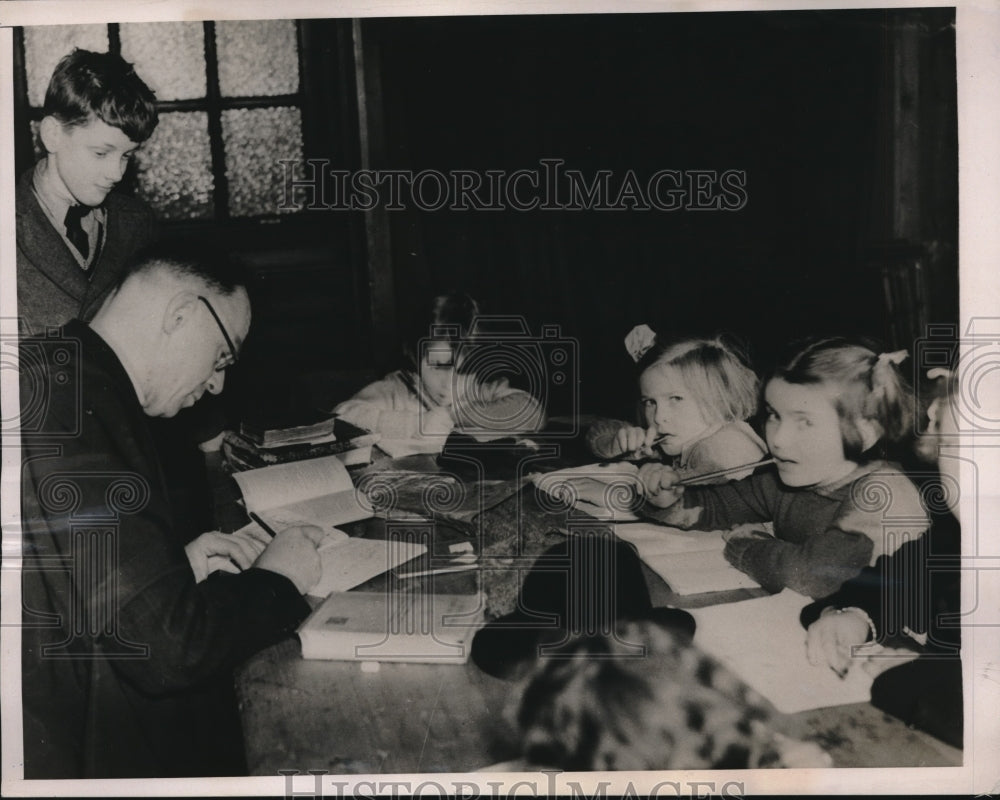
{"left": 91, "top": 242, "right": 252, "bottom": 418}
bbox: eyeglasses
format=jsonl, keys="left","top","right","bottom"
{"left": 197, "top": 295, "right": 239, "bottom": 372}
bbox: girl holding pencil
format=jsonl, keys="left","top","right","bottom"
{"left": 587, "top": 331, "right": 767, "bottom": 483}
{"left": 333, "top": 291, "right": 546, "bottom": 441}
{"left": 638, "top": 337, "right": 928, "bottom": 599}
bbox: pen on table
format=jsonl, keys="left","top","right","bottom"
{"left": 395, "top": 563, "right": 480, "bottom": 579}
{"left": 248, "top": 511, "right": 279, "bottom": 539}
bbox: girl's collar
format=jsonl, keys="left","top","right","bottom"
{"left": 675, "top": 421, "right": 726, "bottom": 468}
{"left": 810, "top": 460, "right": 889, "bottom": 496}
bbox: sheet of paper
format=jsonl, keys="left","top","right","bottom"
{"left": 308, "top": 537, "right": 427, "bottom": 598}
{"left": 258, "top": 490, "right": 373, "bottom": 532}
{"left": 234, "top": 519, "right": 348, "bottom": 546}
{"left": 232, "top": 455, "right": 355, "bottom": 512}
{"left": 614, "top": 523, "right": 762, "bottom": 593}
{"left": 614, "top": 522, "right": 722, "bottom": 555}
{"left": 376, "top": 437, "right": 447, "bottom": 458}
{"left": 335, "top": 444, "right": 374, "bottom": 467}
{"left": 690, "top": 589, "right": 874, "bottom": 714}
{"left": 648, "top": 548, "right": 762, "bottom": 594}
{"left": 533, "top": 462, "right": 643, "bottom": 521}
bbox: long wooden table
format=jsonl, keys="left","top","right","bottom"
{"left": 227, "top": 453, "right": 962, "bottom": 775}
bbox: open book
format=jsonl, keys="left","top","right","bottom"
{"left": 232, "top": 455, "right": 427, "bottom": 597}
{"left": 232, "top": 454, "right": 373, "bottom": 533}
{"left": 690, "top": 589, "right": 875, "bottom": 714}
{"left": 613, "top": 522, "right": 762, "bottom": 594}
{"left": 298, "top": 589, "right": 484, "bottom": 663}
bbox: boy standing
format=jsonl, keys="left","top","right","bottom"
{"left": 17, "top": 49, "right": 220, "bottom": 533}
{"left": 16, "top": 49, "right": 159, "bottom": 333}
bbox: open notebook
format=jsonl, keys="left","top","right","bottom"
{"left": 233, "top": 455, "right": 425, "bottom": 597}
{"left": 613, "top": 522, "right": 761, "bottom": 594}
{"left": 690, "top": 589, "right": 875, "bottom": 713}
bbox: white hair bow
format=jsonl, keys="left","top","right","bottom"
{"left": 624, "top": 324, "right": 657, "bottom": 363}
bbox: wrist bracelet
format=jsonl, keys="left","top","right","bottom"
{"left": 836, "top": 607, "right": 877, "bottom": 643}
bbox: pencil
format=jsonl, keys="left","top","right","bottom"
{"left": 399, "top": 370, "right": 432, "bottom": 411}
{"left": 395, "top": 563, "right": 479, "bottom": 579}
{"left": 675, "top": 457, "right": 776, "bottom": 486}
{"left": 248, "top": 511, "right": 279, "bottom": 539}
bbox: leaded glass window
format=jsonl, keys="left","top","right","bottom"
{"left": 17, "top": 20, "right": 306, "bottom": 222}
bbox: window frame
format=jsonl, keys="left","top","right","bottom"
{"left": 12, "top": 19, "right": 360, "bottom": 249}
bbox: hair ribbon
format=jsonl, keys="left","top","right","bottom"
{"left": 625, "top": 324, "right": 657, "bottom": 363}
{"left": 876, "top": 350, "right": 909, "bottom": 368}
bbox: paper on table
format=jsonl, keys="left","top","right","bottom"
{"left": 613, "top": 523, "right": 760, "bottom": 594}
{"left": 533, "top": 462, "right": 643, "bottom": 521}
{"left": 258, "top": 492, "right": 371, "bottom": 534}
{"left": 690, "top": 589, "right": 874, "bottom": 714}
{"left": 376, "top": 437, "right": 447, "bottom": 458}
{"left": 235, "top": 521, "right": 426, "bottom": 599}
{"left": 309, "top": 536, "right": 426, "bottom": 598}
{"left": 655, "top": 549, "right": 762, "bottom": 594}
{"left": 335, "top": 444, "right": 375, "bottom": 467}
{"left": 614, "top": 522, "right": 721, "bottom": 555}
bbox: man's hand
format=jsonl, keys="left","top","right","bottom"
{"left": 637, "top": 463, "right": 684, "bottom": 507}
{"left": 185, "top": 529, "right": 267, "bottom": 583}
{"left": 254, "top": 525, "right": 328, "bottom": 594}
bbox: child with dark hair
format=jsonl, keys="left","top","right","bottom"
{"left": 639, "top": 337, "right": 928, "bottom": 598}
{"left": 587, "top": 330, "right": 766, "bottom": 482}
{"left": 800, "top": 367, "right": 962, "bottom": 748}
{"left": 17, "top": 48, "right": 159, "bottom": 333}
{"left": 334, "top": 292, "right": 546, "bottom": 442}
{"left": 491, "top": 619, "right": 831, "bottom": 771}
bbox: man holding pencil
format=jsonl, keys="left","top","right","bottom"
{"left": 19, "top": 242, "right": 328, "bottom": 778}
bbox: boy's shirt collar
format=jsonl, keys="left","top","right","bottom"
{"left": 32, "top": 158, "right": 76, "bottom": 223}
{"left": 32, "top": 159, "right": 106, "bottom": 270}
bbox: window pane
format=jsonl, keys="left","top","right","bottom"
{"left": 215, "top": 20, "right": 299, "bottom": 97}
{"left": 24, "top": 25, "right": 109, "bottom": 107}
{"left": 222, "top": 106, "right": 303, "bottom": 217}
{"left": 119, "top": 22, "right": 206, "bottom": 101}
{"left": 29, "top": 120, "right": 44, "bottom": 162}
{"left": 134, "top": 111, "right": 214, "bottom": 220}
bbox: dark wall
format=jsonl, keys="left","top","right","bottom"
{"left": 364, "top": 10, "right": 956, "bottom": 418}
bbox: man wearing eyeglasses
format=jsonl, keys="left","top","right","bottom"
{"left": 19, "top": 243, "right": 328, "bottom": 778}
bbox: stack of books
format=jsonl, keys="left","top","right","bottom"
{"left": 223, "top": 415, "right": 379, "bottom": 470}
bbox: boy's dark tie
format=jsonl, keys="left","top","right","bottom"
{"left": 64, "top": 204, "right": 89, "bottom": 259}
